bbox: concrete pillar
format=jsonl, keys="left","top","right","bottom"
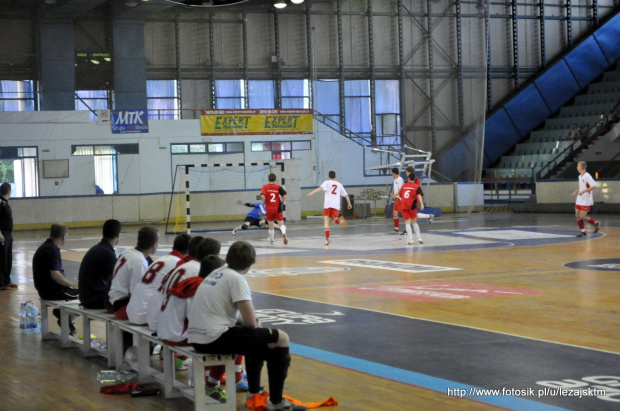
{"left": 112, "top": 20, "right": 146, "bottom": 110}
{"left": 39, "top": 21, "right": 75, "bottom": 111}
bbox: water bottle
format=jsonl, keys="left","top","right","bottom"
{"left": 19, "top": 303, "right": 27, "bottom": 334}
{"left": 26, "top": 301, "right": 41, "bottom": 334}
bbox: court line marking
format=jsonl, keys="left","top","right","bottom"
{"left": 257, "top": 291, "right": 620, "bottom": 356}
{"left": 290, "top": 343, "right": 569, "bottom": 411}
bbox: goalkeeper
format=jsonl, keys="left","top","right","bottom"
{"left": 232, "top": 200, "right": 279, "bottom": 235}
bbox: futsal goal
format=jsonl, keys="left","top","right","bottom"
{"left": 165, "top": 162, "right": 285, "bottom": 234}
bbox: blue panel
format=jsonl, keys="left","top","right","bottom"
{"left": 593, "top": 13, "right": 620, "bottom": 63}
{"left": 483, "top": 109, "right": 520, "bottom": 168}
{"left": 504, "top": 84, "right": 551, "bottom": 137}
{"left": 565, "top": 37, "right": 610, "bottom": 88}
{"left": 535, "top": 61, "right": 581, "bottom": 113}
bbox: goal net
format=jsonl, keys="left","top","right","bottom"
{"left": 166, "top": 162, "right": 285, "bottom": 234}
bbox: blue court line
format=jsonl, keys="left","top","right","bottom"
{"left": 290, "top": 343, "right": 569, "bottom": 411}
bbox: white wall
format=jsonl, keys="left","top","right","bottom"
{"left": 1, "top": 112, "right": 487, "bottom": 228}
{"left": 536, "top": 180, "right": 620, "bottom": 204}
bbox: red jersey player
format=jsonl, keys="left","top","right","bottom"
{"left": 260, "top": 173, "right": 288, "bottom": 245}
{"left": 399, "top": 174, "right": 425, "bottom": 245}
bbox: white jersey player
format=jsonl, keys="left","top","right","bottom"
{"left": 571, "top": 161, "right": 600, "bottom": 237}
{"left": 307, "top": 170, "right": 352, "bottom": 246}
{"left": 109, "top": 248, "right": 149, "bottom": 311}
{"left": 146, "top": 237, "right": 220, "bottom": 332}
{"left": 127, "top": 249, "right": 185, "bottom": 325}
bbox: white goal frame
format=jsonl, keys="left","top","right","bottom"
{"left": 166, "top": 161, "right": 286, "bottom": 234}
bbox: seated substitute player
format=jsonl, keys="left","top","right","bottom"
{"left": 399, "top": 174, "right": 425, "bottom": 245}
{"left": 571, "top": 161, "right": 600, "bottom": 237}
{"left": 159, "top": 255, "right": 248, "bottom": 402}
{"left": 126, "top": 233, "right": 190, "bottom": 325}
{"left": 32, "top": 223, "right": 78, "bottom": 335}
{"left": 232, "top": 200, "right": 280, "bottom": 235}
{"left": 78, "top": 219, "right": 121, "bottom": 310}
{"left": 307, "top": 170, "right": 352, "bottom": 246}
{"left": 147, "top": 236, "right": 219, "bottom": 332}
{"left": 260, "top": 173, "right": 288, "bottom": 245}
{"left": 188, "top": 241, "right": 306, "bottom": 411}
{"left": 108, "top": 226, "right": 159, "bottom": 320}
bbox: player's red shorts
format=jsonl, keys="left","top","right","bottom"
{"left": 323, "top": 208, "right": 340, "bottom": 218}
{"left": 393, "top": 198, "right": 402, "bottom": 212}
{"left": 266, "top": 211, "right": 284, "bottom": 221}
{"left": 401, "top": 208, "right": 418, "bottom": 220}
{"left": 575, "top": 205, "right": 590, "bottom": 212}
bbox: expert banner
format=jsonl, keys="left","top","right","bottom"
{"left": 200, "top": 109, "right": 313, "bottom": 135}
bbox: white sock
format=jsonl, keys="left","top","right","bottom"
{"left": 414, "top": 223, "right": 421, "bottom": 239}
{"left": 280, "top": 225, "right": 286, "bottom": 236}
{"left": 406, "top": 224, "right": 413, "bottom": 241}
{"left": 233, "top": 224, "right": 243, "bottom": 231}
{"left": 269, "top": 229, "right": 274, "bottom": 240}
{"left": 418, "top": 213, "right": 431, "bottom": 220}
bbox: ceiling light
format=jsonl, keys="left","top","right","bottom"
{"left": 44, "top": 0, "right": 57, "bottom": 4}
{"left": 291, "top": 0, "right": 304, "bottom": 3}
{"left": 125, "top": 1, "right": 139, "bottom": 7}
{"left": 274, "top": 0, "right": 287, "bottom": 9}
{"left": 90, "top": 59, "right": 100, "bottom": 64}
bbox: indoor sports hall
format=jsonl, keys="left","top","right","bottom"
{"left": 1, "top": 212, "right": 619, "bottom": 410}
{"left": 0, "top": 0, "right": 619, "bottom": 410}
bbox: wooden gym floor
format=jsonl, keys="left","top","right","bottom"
{"left": 1, "top": 211, "right": 619, "bottom": 410}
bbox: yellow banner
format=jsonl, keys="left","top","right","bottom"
{"left": 200, "top": 109, "right": 313, "bottom": 135}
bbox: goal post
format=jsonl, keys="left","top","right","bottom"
{"left": 165, "top": 162, "right": 286, "bottom": 234}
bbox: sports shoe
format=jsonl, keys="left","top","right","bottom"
{"left": 340, "top": 218, "right": 347, "bottom": 228}
{"left": 235, "top": 379, "right": 249, "bottom": 392}
{"left": 576, "top": 232, "right": 587, "bottom": 237}
{"left": 232, "top": 229, "right": 237, "bottom": 235}
{"left": 267, "top": 398, "right": 307, "bottom": 411}
{"left": 594, "top": 221, "right": 600, "bottom": 233}
{"left": 429, "top": 215, "right": 434, "bottom": 224}
{"left": 400, "top": 231, "right": 407, "bottom": 236}
{"left": 407, "top": 239, "right": 415, "bottom": 245}
{"left": 324, "top": 238, "right": 331, "bottom": 246}
{"left": 8, "top": 282, "right": 18, "bottom": 288}
{"left": 418, "top": 238, "right": 424, "bottom": 244}
{"left": 205, "top": 385, "right": 227, "bottom": 403}
{"left": 389, "top": 230, "right": 400, "bottom": 235}
{"left": 175, "top": 357, "right": 188, "bottom": 370}
{"left": 269, "top": 238, "right": 274, "bottom": 245}
{"left": 282, "top": 233, "right": 288, "bottom": 245}
{"left": 246, "top": 387, "right": 268, "bottom": 402}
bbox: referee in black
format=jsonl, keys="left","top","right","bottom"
{"left": 0, "top": 183, "right": 15, "bottom": 290}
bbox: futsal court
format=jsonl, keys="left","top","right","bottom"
{"left": 2, "top": 211, "right": 619, "bottom": 410}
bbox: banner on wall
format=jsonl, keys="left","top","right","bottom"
{"left": 111, "top": 110, "right": 149, "bottom": 134}
{"left": 200, "top": 109, "right": 313, "bottom": 136}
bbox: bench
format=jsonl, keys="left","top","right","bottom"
{"left": 40, "top": 299, "right": 238, "bottom": 410}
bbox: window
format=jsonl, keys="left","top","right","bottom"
{"left": 248, "top": 80, "right": 275, "bottom": 109}
{"left": 313, "top": 79, "right": 340, "bottom": 126}
{"left": 0, "top": 146, "right": 38, "bottom": 197}
{"left": 282, "top": 80, "right": 310, "bottom": 109}
{"left": 0, "top": 81, "right": 35, "bottom": 112}
{"left": 344, "top": 80, "right": 371, "bottom": 139}
{"left": 215, "top": 80, "right": 245, "bottom": 109}
{"left": 375, "top": 80, "right": 401, "bottom": 146}
{"left": 72, "top": 144, "right": 139, "bottom": 194}
{"left": 170, "top": 142, "right": 244, "bottom": 155}
{"left": 147, "top": 80, "right": 179, "bottom": 119}
{"left": 251, "top": 140, "right": 310, "bottom": 160}
{"left": 75, "top": 90, "right": 110, "bottom": 121}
